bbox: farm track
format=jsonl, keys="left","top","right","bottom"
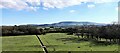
{"left": 35, "top": 35, "right": 48, "bottom": 53}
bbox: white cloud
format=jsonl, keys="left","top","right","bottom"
{"left": 91, "top": 0, "right": 119, "bottom": 3}
{"left": 116, "top": 7, "right": 118, "bottom": 11}
{"left": 0, "top": 0, "right": 28, "bottom": 10}
{"left": 0, "top": 0, "right": 41, "bottom": 11}
{"left": 0, "top": 0, "right": 119, "bottom": 11}
{"left": 70, "top": 10, "right": 76, "bottom": 13}
{"left": 25, "top": 0, "right": 41, "bottom": 6}
{"left": 87, "top": 4, "right": 95, "bottom": 8}
{"left": 115, "top": 7, "right": 120, "bottom": 12}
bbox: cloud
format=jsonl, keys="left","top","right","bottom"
{"left": 0, "top": 0, "right": 27, "bottom": 10}
{"left": 87, "top": 4, "right": 95, "bottom": 8}
{"left": 116, "top": 7, "right": 120, "bottom": 12}
{"left": 91, "top": 0, "right": 119, "bottom": 3}
{"left": 0, "top": 0, "right": 119, "bottom": 11}
{"left": 0, "top": 0, "right": 40, "bottom": 11}
{"left": 115, "top": 7, "right": 118, "bottom": 11}
{"left": 70, "top": 10, "right": 76, "bottom": 13}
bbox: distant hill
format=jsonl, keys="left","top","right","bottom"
{"left": 37, "top": 21, "right": 107, "bottom": 27}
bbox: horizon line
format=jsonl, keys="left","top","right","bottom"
{"left": 2, "top": 21, "right": 115, "bottom": 26}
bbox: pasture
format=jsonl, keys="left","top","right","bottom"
{"left": 2, "top": 33, "right": 119, "bottom": 53}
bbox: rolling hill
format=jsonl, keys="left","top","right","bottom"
{"left": 37, "top": 21, "right": 107, "bottom": 27}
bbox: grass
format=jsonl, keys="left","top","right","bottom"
{"left": 2, "top": 33, "right": 119, "bottom": 52}
{"left": 40, "top": 33, "right": 119, "bottom": 51}
{"left": 2, "top": 35, "right": 43, "bottom": 51}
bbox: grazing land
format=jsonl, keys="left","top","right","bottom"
{"left": 2, "top": 33, "right": 119, "bottom": 52}
{"left": 2, "top": 35, "right": 43, "bottom": 51}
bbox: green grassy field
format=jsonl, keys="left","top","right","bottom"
{"left": 2, "top": 33, "right": 119, "bottom": 52}
{"left": 2, "top": 35, "right": 43, "bottom": 51}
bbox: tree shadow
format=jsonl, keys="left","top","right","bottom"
{"left": 56, "top": 37, "right": 118, "bottom": 46}
{"left": 57, "top": 37, "right": 94, "bottom": 41}
{"left": 56, "top": 37, "right": 77, "bottom": 42}
{"left": 90, "top": 41, "right": 118, "bottom": 46}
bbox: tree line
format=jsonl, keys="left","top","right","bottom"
{"left": 2, "top": 24, "right": 120, "bottom": 42}
{"left": 65, "top": 24, "right": 120, "bottom": 43}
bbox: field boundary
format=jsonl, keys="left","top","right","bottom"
{"left": 35, "top": 35, "right": 48, "bottom": 53}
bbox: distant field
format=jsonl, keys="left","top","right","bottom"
{"left": 2, "top": 33, "right": 119, "bottom": 52}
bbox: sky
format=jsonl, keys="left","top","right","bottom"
{"left": 0, "top": 0, "right": 120, "bottom": 26}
